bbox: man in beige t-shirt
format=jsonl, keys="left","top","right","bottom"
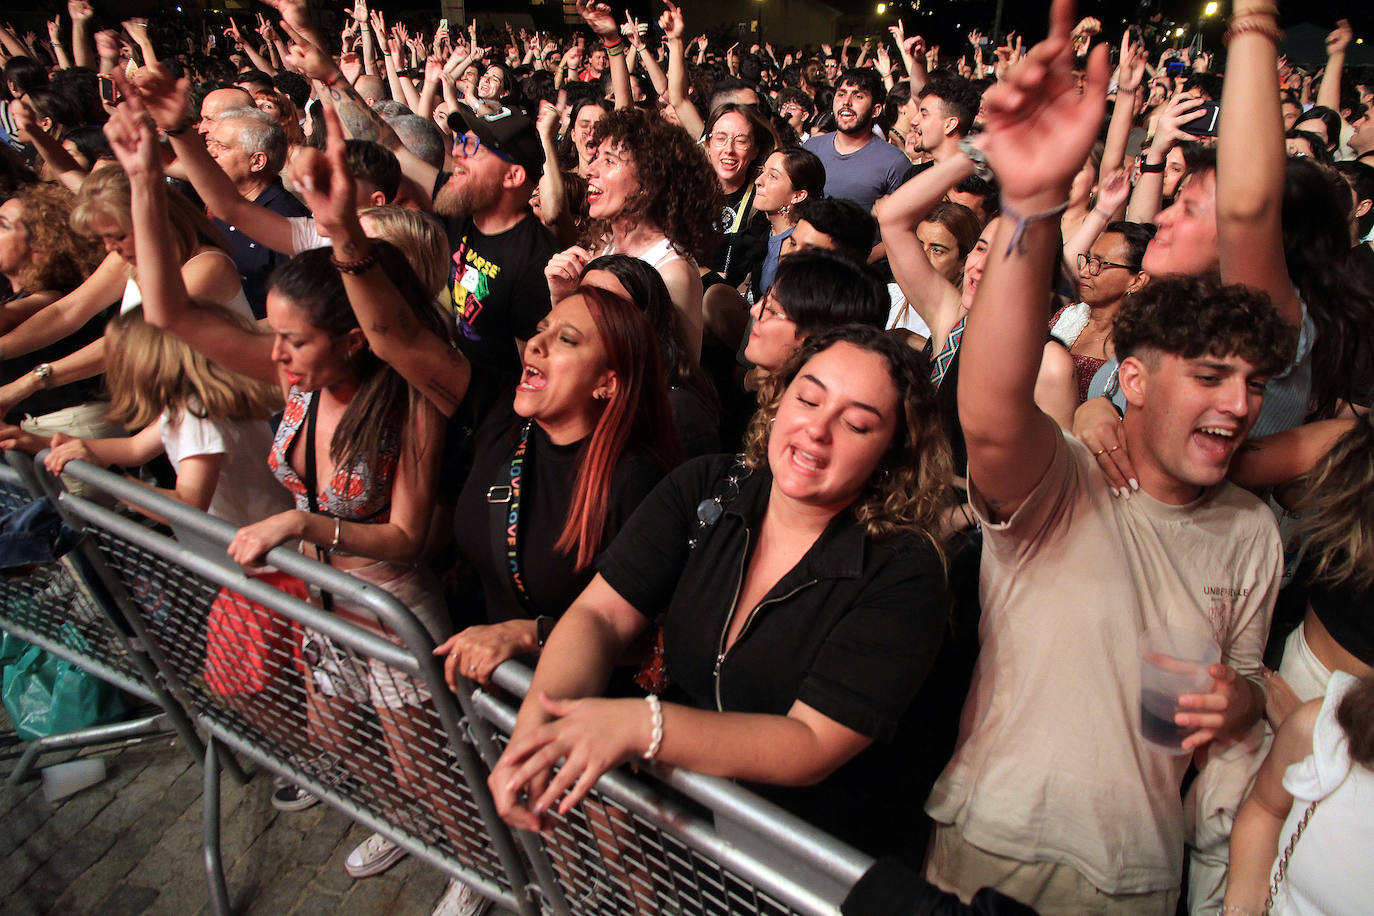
{"left": 923, "top": 20, "right": 1299, "bottom": 911}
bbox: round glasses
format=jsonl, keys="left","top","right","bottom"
{"left": 1077, "top": 253, "right": 1137, "bottom": 277}
{"left": 452, "top": 132, "right": 515, "bottom": 163}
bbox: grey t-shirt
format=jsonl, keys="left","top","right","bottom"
{"left": 802, "top": 131, "right": 910, "bottom": 213}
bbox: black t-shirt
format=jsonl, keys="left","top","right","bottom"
{"left": 597, "top": 455, "right": 949, "bottom": 856}
{"left": 215, "top": 178, "right": 310, "bottom": 319}
{"left": 451, "top": 398, "right": 666, "bottom": 626}
{"left": 433, "top": 177, "right": 556, "bottom": 375}
{"left": 1301, "top": 552, "right": 1374, "bottom": 668}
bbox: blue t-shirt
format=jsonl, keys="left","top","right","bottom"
{"left": 802, "top": 132, "right": 910, "bottom": 213}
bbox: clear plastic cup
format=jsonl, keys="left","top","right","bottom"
{"left": 1139, "top": 626, "right": 1220, "bottom": 754}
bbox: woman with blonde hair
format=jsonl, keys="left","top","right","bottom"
{"left": 357, "top": 205, "right": 449, "bottom": 301}
{"left": 490, "top": 324, "right": 955, "bottom": 860}
{"left": 0, "top": 165, "right": 247, "bottom": 438}
{"left": 0, "top": 304, "right": 289, "bottom": 528}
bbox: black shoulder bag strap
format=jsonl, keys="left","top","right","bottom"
{"left": 301, "top": 393, "right": 335, "bottom": 611}
{"left": 487, "top": 421, "right": 539, "bottom": 616}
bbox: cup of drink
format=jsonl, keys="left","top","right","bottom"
{"left": 1139, "top": 626, "right": 1220, "bottom": 754}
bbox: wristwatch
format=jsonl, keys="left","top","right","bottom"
{"left": 33, "top": 362, "right": 54, "bottom": 388}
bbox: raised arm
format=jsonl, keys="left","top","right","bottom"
{"left": 1216, "top": 0, "right": 1301, "bottom": 326}
{"left": 874, "top": 153, "right": 975, "bottom": 343}
{"left": 105, "top": 81, "right": 277, "bottom": 385}
{"left": 47, "top": 17, "right": 72, "bottom": 70}
{"left": 135, "top": 65, "right": 298, "bottom": 256}
{"left": 68, "top": 0, "right": 94, "bottom": 69}
{"left": 1124, "top": 91, "right": 1205, "bottom": 224}
{"left": 1101, "top": 30, "right": 1145, "bottom": 181}
{"left": 10, "top": 99, "right": 87, "bottom": 193}
{"left": 1062, "top": 167, "right": 1130, "bottom": 284}
{"left": 1316, "top": 19, "right": 1351, "bottom": 114}
{"left": 959, "top": 0, "right": 1109, "bottom": 518}
{"left": 660, "top": 2, "right": 705, "bottom": 139}
{"left": 578, "top": 1, "right": 632, "bottom": 111}
{"left": 225, "top": 18, "right": 273, "bottom": 75}
{"left": 295, "top": 104, "right": 471, "bottom": 419}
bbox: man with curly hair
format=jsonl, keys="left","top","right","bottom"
{"left": 923, "top": 8, "right": 1297, "bottom": 911}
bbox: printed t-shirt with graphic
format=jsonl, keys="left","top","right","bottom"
{"left": 434, "top": 178, "right": 556, "bottom": 375}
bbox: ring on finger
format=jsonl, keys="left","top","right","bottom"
{"left": 1109, "top": 445, "right": 1119, "bottom": 453}
{"left": 1093, "top": 448, "right": 1106, "bottom": 457}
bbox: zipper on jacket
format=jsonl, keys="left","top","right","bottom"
{"left": 713, "top": 558, "right": 820, "bottom": 711}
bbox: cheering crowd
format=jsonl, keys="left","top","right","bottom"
{"left": 1, "top": 0, "right": 1373, "bottom": 913}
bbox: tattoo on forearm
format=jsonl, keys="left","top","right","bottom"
{"left": 370, "top": 320, "right": 391, "bottom": 335}
{"left": 426, "top": 377, "right": 461, "bottom": 409}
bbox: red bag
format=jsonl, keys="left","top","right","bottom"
{"left": 204, "top": 570, "right": 309, "bottom": 696}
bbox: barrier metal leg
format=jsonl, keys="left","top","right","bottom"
{"left": 203, "top": 736, "right": 232, "bottom": 916}
{"left": 7, "top": 712, "right": 170, "bottom": 785}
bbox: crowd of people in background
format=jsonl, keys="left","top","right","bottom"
{"left": 2, "top": 0, "right": 1373, "bottom": 913}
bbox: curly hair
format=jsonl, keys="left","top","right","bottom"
{"left": 1112, "top": 275, "right": 1297, "bottom": 378}
{"left": 740, "top": 324, "right": 954, "bottom": 554}
{"left": 7, "top": 183, "right": 102, "bottom": 294}
{"left": 583, "top": 107, "right": 723, "bottom": 263}
{"left": 1291, "top": 415, "right": 1374, "bottom": 590}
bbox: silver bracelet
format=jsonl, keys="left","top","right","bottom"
{"left": 330, "top": 516, "right": 342, "bottom": 553}
{"left": 642, "top": 694, "right": 663, "bottom": 761}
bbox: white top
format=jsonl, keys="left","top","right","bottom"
{"left": 1269, "top": 671, "right": 1374, "bottom": 915}
{"left": 120, "top": 250, "right": 254, "bottom": 320}
{"left": 288, "top": 215, "right": 327, "bottom": 255}
{"left": 885, "top": 282, "right": 932, "bottom": 337}
{"left": 161, "top": 408, "right": 291, "bottom": 528}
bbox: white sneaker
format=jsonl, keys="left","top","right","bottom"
{"left": 344, "top": 831, "right": 409, "bottom": 878}
{"left": 431, "top": 878, "right": 492, "bottom": 916}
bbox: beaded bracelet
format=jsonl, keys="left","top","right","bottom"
{"left": 1224, "top": 19, "right": 1284, "bottom": 46}
{"left": 330, "top": 248, "right": 380, "bottom": 274}
{"left": 643, "top": 695, "right": 663, "bottom": 761}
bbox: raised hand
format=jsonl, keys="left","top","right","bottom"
{"left": 281, "top": 28, "right": 341, "bottom": 82}
{"left": 118, "top": 61, "right": 191, "bottom": 130}
{"left": 576, "top": 0, "right": 618, "bottom": 40}
{"left": 223, "top": 18, "right": 243, "bottom": 43}
{"left": 68, "top": 0, "right": 93, "bottom": 22}
{"left": 1095, "top": 167, "right": 1131, "bottom": 215}
{"left": 261, "top": 0, "right": 314, "bottom": 41}
{"left": 369, "top": 9, "right": 386, "bottom": 38}
{"left": 1117, "top": 29, "right": 1146, "bottom": 92}
{"left": 875, "top": 44, "right": 892, "bottom": 77}
{"left": 351, "top": 0, "right": 368, "bottom": 24}
{"left": 623, "top": 12, "right": 647, "bottom": 49}
{"left": 1151, "top": 91, "right": 1207, "bottom": 152}
{"left": 287, "top": 103, "right": 357, "bottom": 239}
{"left": 979, "top": 0, "right": 1110, "bottom": 211}
{"left": 94, "top": 29, "right": 119, "bottom": 61}
{"left": 1326, "top": 18, "right": 1353, "bottom": 55}
{"left": 47, "top": 16, "right": 60, "bottom": 44}
{"left": 102, "top": 74, "right": 164, "bottom": 180}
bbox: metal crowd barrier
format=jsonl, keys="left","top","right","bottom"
{"left": 0, "top": 451, "right": 211, "bottom": 783}
{"left": 39, "top": 455, "right": 874, "bottom": 916}
{"left": 43, "top": 455, "right": 545, "bottom": 916}
{"left": 473, "top": 663, "right": 873, "bottom": 916}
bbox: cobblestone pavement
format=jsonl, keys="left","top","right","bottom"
{"left": 0, "top": 712, "right": 515, "bottom": 916}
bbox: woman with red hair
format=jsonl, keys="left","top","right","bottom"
{"left": 291, "top": 103, "right": 683, "bottom": 893}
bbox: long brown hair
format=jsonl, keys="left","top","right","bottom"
{"left": 1337, "top": 675, "right": 1374, "bottom": 768}
{"left": 7, "top": 183, "right": 103, "bottom": 294}
{"left": 1292, "top": 415, "right": 1374, "bottom": 589}
{"left": 553, "top": 285, "right": 683, "bottom": 570}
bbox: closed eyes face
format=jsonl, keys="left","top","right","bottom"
{"left": 265, "top": 291, "right": 357, "bottom": 391}
{"left": 767, "top": 342, "right": 899, "bottom": 513}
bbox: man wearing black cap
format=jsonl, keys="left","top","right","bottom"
{"left": 433, "top": 105, "right": 555, "bottom": 376}
{"left": 288, "top": 43, "right": 555, "bottom": 378}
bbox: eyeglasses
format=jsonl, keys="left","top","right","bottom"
{"left": 1077, "top": 253, "right": 1137, "bottom": 277}
{"left": 452, "top": 132, "right": 515, "bottom": 163}
{"left": 709, "top": 132, "right": 754, "bottom": 151}
{"left": 755, "top": 296, "right": 791, "bottom": 323}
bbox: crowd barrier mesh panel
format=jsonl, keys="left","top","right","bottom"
{"left": 66, "top": 493, "right": 522, "bottom": 904}
{"left": 0, "top": 459, "right": 153, "bottom": 702}
{"left": 474, "top": 671, "right": 865, "bottom": 916}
